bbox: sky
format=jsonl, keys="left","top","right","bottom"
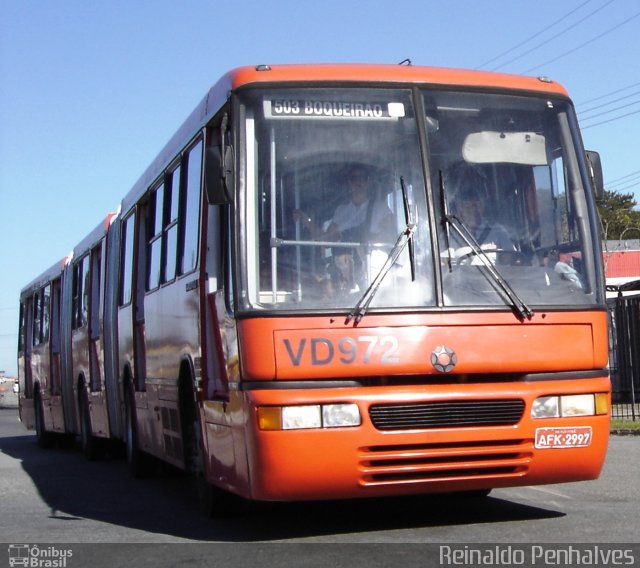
{"left": 2, "top": 0, "right": 640, "bottom": 375}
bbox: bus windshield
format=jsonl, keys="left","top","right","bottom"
{"left": 238, "top": 88, "right": 433, "bottom": 311}
{"left": 238, "top": 87, "right": 601, "bottom": 313}
{"left": 426, "top": 90, "right": 601, "bottom": 309}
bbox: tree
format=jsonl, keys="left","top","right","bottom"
{"left": 597, "top": 190, "right": 640, "bottom": 240}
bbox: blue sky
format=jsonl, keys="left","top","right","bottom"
{"left": 1, "top": 0, "right": 639, "bottom": 374}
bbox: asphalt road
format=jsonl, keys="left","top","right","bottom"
{"left": 1, "top": 407, "right": 638, "bottom": 567}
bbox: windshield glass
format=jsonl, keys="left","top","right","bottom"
{"left": 236, "top": 87, "right": 602, "bottom": 313}
{"left": 425, "top": 90, "right": 601, "bottom": 308}
{"left": 238, "top": 88, "right": 433, "bottom": 311}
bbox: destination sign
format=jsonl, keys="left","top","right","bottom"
{"left": 264, "top": 99, "right": 405, "bottom": 120}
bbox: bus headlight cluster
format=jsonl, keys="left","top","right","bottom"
{"left": 258, "top": 404, "right": 361, "bottom": 430}
{"left": 531, "top": 393, "right": 608, "bottom": 419}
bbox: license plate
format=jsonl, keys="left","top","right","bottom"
{"left": 535, "top": 426, "right": 592, "bottom": 449}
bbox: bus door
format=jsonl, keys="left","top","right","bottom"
{"left": 203, "top": 203, "right": 231, "bottom": 401}
{"left": 49, "top": 277, "right": 65, "bottom": 432}
{"left": 104, "top": 217, "right": 123, "bottom": 439}
{"left": 132, "top": 205, "right": 148, "bottom": 392}
{"left": 119, "top": 211, "right": 152, "bottom": 452}
{"left": 23, "top": 298, "right": 34, "bottom": 397}
{"left": 50, "top": 279, "right": 62, "bottom": 397}
{"left": 32, "top": 287, "right": 50, "bottom": 394}
{"left": 87, "top": 242, "right": 109, "bottom": 435}
{"left": 18, "top": 298, "right": 35, "bottom": 428}
{"left": 201, "top": 193, "right": 237, "bottom": 484}
{"left": 31, "top": 285, "right": 52, "bottom": 432}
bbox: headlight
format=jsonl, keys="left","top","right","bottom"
{"left": 560, "top": 394, "right": 595, "bottom": 417}
{"left": 532, "top": 393, "right": 608, "bottom": 419}
{"left": 282, "top": 405, "right": 322, "bottom": 430}
{"left": 531, "top": 396, "right": 560, "bottom": 419}
{"left": 322, "top": 404, "right": 361, "bottom": 427}
{"left": 258, "top": 403, "right": 361, "bottom": 430}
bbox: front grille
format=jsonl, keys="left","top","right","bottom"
{"left": 359, "top": 439, "right": 532, "bottom": 486}
{"left": 369, "top": 399, "right": 525, "bottom": 430}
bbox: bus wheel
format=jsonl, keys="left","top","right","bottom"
{"left": 464, "top": 489, "right": 492, "bottom": 498}
{"left": 448, "top": 488, "right": 493, "bottom": 499}
{"left": 191, "top": 432, "right": 245, "bottom": 517}
{"left": 179, "top": 374, "right": 242, "bottom": 517}
{"left": 34, "top": 391, "right": 54, "bottom": 449}
{"left": 79, "top": 388, "right": 102, "bottom": 460}
{"left": 184, "top": 408, "right": 240, "bottom": 517}
{"left": 194, "top": 452, "right": 241, "bottom": 518}
{"left": 124, "top": 386, "right": 155, "bottom": 478}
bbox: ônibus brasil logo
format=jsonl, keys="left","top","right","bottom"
{"left": 8, "top": 545, "right": 73, "bottom": 568}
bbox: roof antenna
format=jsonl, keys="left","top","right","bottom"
{"left": 398, "top": 58, "right": 412, "bottom": 66}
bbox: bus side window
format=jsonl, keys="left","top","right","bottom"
{"left": 147, "top": 182, "right": 164, "bottom": 291}
{"left": 89, "top": 245, "right": 102, "bottom": 339}
{"left": 32, "top": 290, "right": 41, "bottom": 346}
{"left": 72, "top": 257, "right": 89, "bottom": 329}
{"left": 30, "top": 285, "right": 50, "bottom": 347}
{"left": 18, "top": 302, "right": 24, "bottom": 354}
{"left": 120, "top": 214, "right": 135, "bottom": 306}
{"left": 165, "top": 165, "right": 181, "bottom": 282}
{"left": 42, "top": 285, "right": 51, "bottom": 345}
{"left": 181, "top": 140, "right": 203, "bottom": 275}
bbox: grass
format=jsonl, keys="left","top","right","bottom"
{"left": 611, "top": 419, "right": 640, "bottom": 431}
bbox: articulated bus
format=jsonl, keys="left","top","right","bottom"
{"left": 18, "top": 64, "right": 609, "bottom": 514}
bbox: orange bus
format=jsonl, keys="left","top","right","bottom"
{"left": 18, "top": 64, "right": 609, "bottom": 515}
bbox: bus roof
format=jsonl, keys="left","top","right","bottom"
{"left": 224, "top": 64, "right": 569, "bottom": 96}
{"left": 72, "top": 212, "right": 117, "bottom": 259}
{"left": 120, "top": 63, "right": 569, "bottom": 218}
{"left": 20, "top": 256, "right": 69, "bottom": 298}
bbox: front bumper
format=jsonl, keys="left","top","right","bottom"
{"left": 242, "top": 377, "right": 610, "bottom": 501}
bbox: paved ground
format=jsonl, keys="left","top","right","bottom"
{"left": 0, "top": 383, "right": 18, "bottom": 409}
{"left": 1, "top": 406, "right": 639, "bottom": 567}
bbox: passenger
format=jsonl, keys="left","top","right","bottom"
{"left": 554, "top": 251, "right": 583, "bottom": 289}
{"left": 295, "top": 165, "right": 393, "bottom": 243}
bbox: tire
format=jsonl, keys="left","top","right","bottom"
{"left": 79, "top": 388, "right": 102, "bottom": 460}
{"left": 124, "top": 385, "right": 155, "bottom": 478}
{"left": 466, "top": 488, "right": 492, "bottom": 498}
{"left": 34, "top": 391, "right": 54, "bottom": 449}
{"left": 448, "top": 488, "right": 493, "bottom": 500}
{"left": 180, "top": 378, "right": 240, "bottom": 517}
{"left": 196, "top": 472, "right": 240, "bottom": 518}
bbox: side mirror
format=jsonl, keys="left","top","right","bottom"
{"left": 204, "top": 145, "right": 234, "bottom": 204}
{"left": 586, "top": 150, "right": 604, "bottom": 201}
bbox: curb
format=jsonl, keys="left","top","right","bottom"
{"left": 611, "top": 428, "right": 640, "bottom": 436}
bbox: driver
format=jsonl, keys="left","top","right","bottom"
{"left": 445, "top": 164, "right": 516, "bottom": 263}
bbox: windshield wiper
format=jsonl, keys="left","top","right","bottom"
{"left": 439, "top": 171, "right": 534, "bottom": 321}
{"left": 439, "top": 170, "right": 453, "bottom": 273}
{"left": 401, "top": 176, "right": 417, "bottom": 281}
{"left": 346, "top": 176, "right": 417, "bottom": 325}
